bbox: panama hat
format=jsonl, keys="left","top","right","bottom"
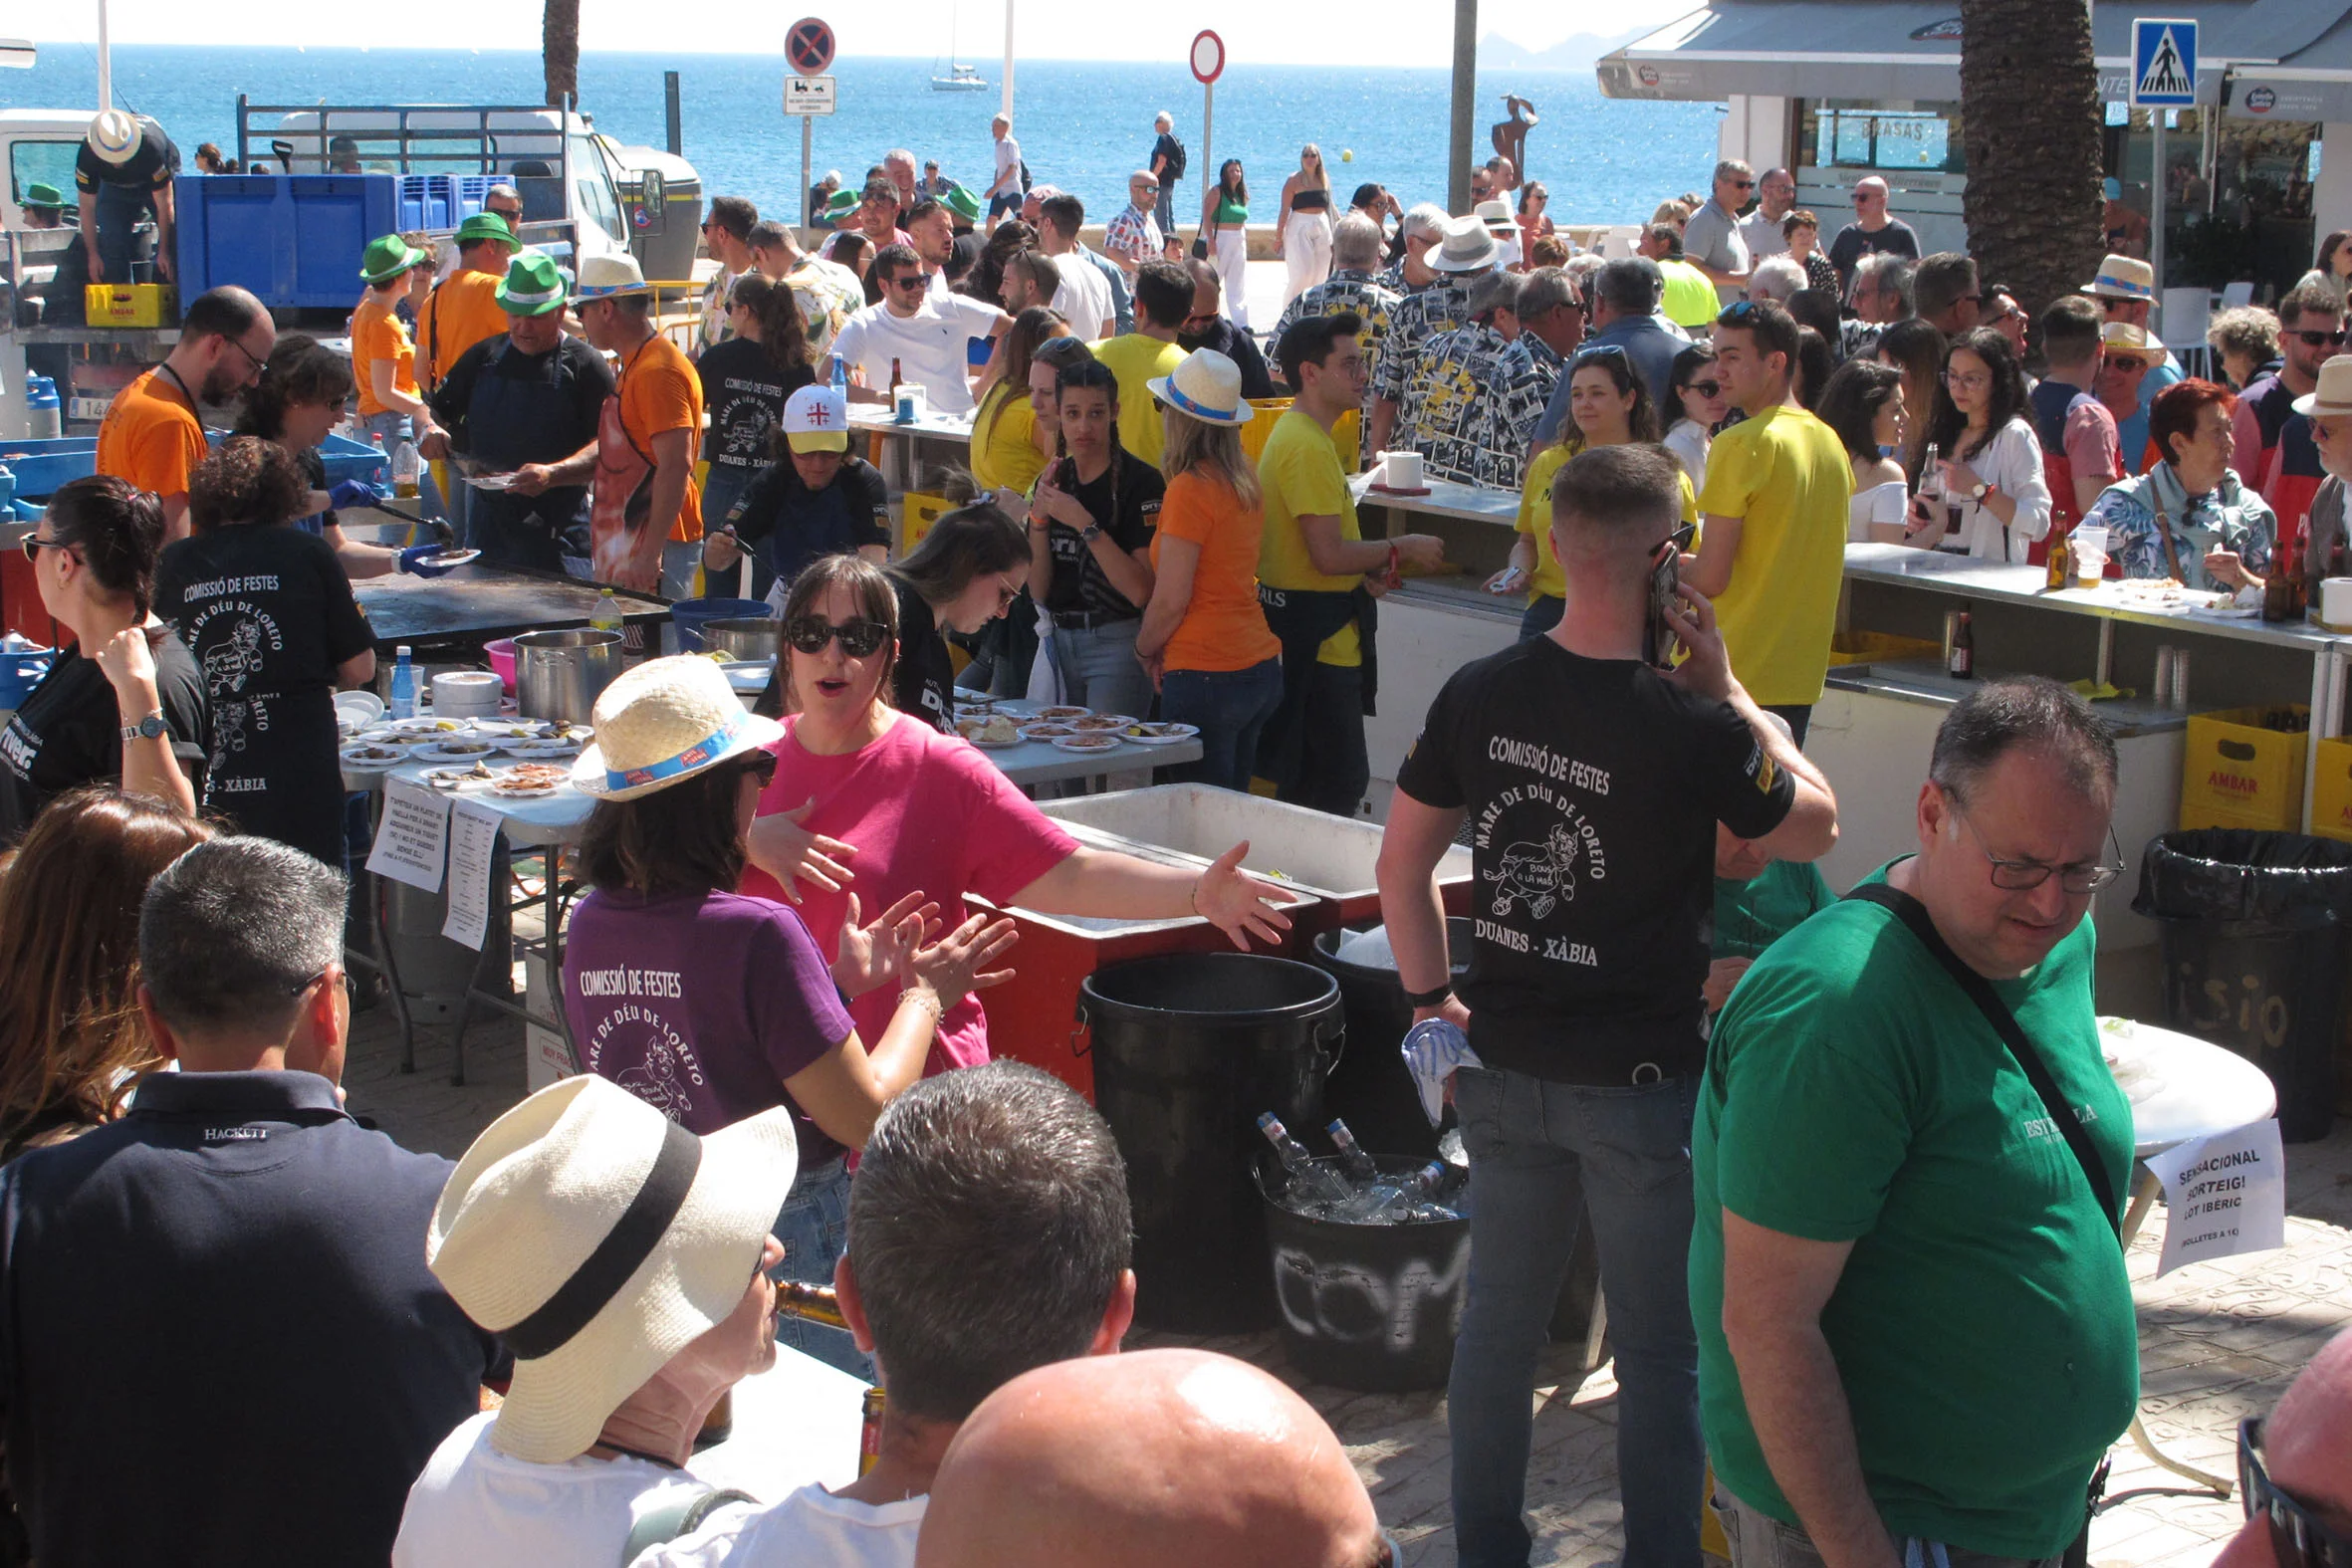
{"left": 2293, "top": 355, "right": 2352, "bottom": 418}
{"left": 458, "top": 211, "right": 521, "bottom": 249}
{"left": 823, "top": 188, "right": 860, "bottom": 221}
{"left": 427, "top": 1076, "right": 798, "bottom": 1464}
{"left": 86, "top": 110, "right": 140, "bottom": 166}
{"left": 1431, "top": 213, "right": 1503, "bottom": 274}
{"left": 1474, "top": 198, "right": 1515, "bottom": 230}
{"left": 2100, "top": 321, "right": 2157, "bottom": 358}
{"left": 942, "top": 182, "right": 983, "bottom": 225}
{"left": 1148, "top": 348, "right": 1252, "bottom": 427}
{"left": 781, "top": 384, "right": 851, "bottom": 454}
{"left": 360, "top": 233, "right": 429, "bottom": 284}
{"left": 496, "top": 251, "right": 569, "bottom": 317}
{"left": 2084, "top": 254, "right": 2156, "bottom": 302}
{"left": 572, "top": 655, "right": 786, "bottom": 801}
{"left": 20, "top": 182, "right": 67, "bottom": 212}
{"left": 573, "top": 252, "right": 651, "bottom": 302}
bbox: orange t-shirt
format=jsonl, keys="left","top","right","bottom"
{"left": 618, "top": 333, "right": 705, "bottom": 543}
{"left": 417, "top": 267, "right": 508, "bottom": 389}
{"left": 1151, "top": 469, "right": 1280, "bottom": 674}
{"left": 95, "top": 367, "right": 205, "bottom": 501}
{"left": 351, "top": 295, "right": 418, "bottom": 418}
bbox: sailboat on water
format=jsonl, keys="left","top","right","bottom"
{"left": 930, "top": 0, "right": 990, "bottom": 91}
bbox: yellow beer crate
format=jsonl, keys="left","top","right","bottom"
{"left": 85, "top": 284, "right": 177, "bottom": 329}
{"left": 2179, "top": 706, "right": 2309, "bottom": 832}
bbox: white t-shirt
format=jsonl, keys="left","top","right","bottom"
{"left": 392, "top": 1412, "right": 734, "bottom": 1568}
{"left": 992, "top": 135, "right": 1021, "bottom": 198}
{"left": 1049, "top": 252, "right": 1113, "bottom": 341}
{"left": 831, "top": 295, "right": 1001, "bottom": 415}
{"left": 634, "top": 1484, "right": 925, "bottom": 1568}
{"left": 1664, "top": 419, "right": 1710, "bottom": 493}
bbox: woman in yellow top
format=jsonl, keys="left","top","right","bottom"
{"left": 1492, "top": 344, "right": 1694, "bottom": 638}
{"left": 350, "top": 234, "right": 445, "bottom": 518}
{"left": 971, "top": 306, "right": 1067, "bottom": 494}
{"left": 1135, "top": 349, "right": 1283, "bottom": 792}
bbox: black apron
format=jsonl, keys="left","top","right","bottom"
{"left": 1254, "top": 583, "right": 1377, "bottom": 792}
{"left": 465, "top": 340, "right": 592, "bottom": 570}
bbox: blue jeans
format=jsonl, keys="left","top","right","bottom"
{"left": 769, "top": 1157, "right": 871, "bottom": 1378}
{"left": 1519, "top": 594, "right": 1565, "bottom": 640}
{"left": 1160, "top": 658, "right": 1282, "bottom": 791}
{"left": 1449, "top": 1065, "right": 1703, "bottom": 1568}
{"left": 356, "top": 410, "right": 447, "bottom": 521}
{"left": 1049, "top": 618, "right": 1152, "bottom": 721}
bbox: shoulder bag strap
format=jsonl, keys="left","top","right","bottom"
{"left": 1843, "top": 882, "right": 2123, "bottom": 1237}
{"left": 618, "top": 1484, "right": 757, "bottom": 1564}
{"left": 2151, "top": 495, "right": 2188, "bottom": 584}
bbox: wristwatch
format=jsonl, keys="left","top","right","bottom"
{"left": 1080, "top": 523, "right": 1104, "bottom": 544}
{"left": 1968, "top": 480, "right": 1993, "bottom": 502}
{"left": 1403, "top": 982, "right": 1455, "bottom": 1008}
{"left": 120, "top": 711, "right": 167, "bottom": 743}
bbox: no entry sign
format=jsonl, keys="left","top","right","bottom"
{"left": 787, "top": 17, "right": 836, "bottom": 77}
{"left": 1190, "top": 30, "right": 1225, "bottom": 86}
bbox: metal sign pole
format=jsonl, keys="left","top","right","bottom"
{"left": 2152, "top": 113, "right": 2168, "bottom": 294}
{"left": 802, "top": 117, "right": 814, "bottom": 231}
{"left": 1201, "top": 81, "right": 1214, "bottom": 240}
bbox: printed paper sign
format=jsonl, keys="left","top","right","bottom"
{"left": 364, "top": 779, "right": 451, "bottom": 892}
{"left": 440, "top": 798, "right": 504, "bottom": 951}
{"left": 2150, "top": 1118, "right": 2285, "bottom": 1275}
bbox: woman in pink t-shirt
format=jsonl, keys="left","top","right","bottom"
{"left": 742, "top": 554, "right": 1297, "bottom": 1077}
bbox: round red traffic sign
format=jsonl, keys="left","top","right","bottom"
{"left": 787, "top": 17, "right": 836, "bottom": 76}
{"left": 1190, "top": 29, "right": 1225, "bottom": 86}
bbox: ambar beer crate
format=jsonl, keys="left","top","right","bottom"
{"left": 2179, "top": 706, "right": 2309, "bottom": 832}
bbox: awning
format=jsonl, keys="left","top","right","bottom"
{"left": 2227, "top": 12, "right": 2352, "bottom": 121}
{"left": 0, "top": 39, "right": 34, "bottom": 70}
{"left": 1598, "top": 1, "right": 2342, "bottom": 107}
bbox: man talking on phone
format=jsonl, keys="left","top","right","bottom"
{"left": 1376, "top": 444, "right": 1837, "bottom": 1568}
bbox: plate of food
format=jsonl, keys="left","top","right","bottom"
{"left": 1051, "top": 733, "right": 1122, "bottom": 753}
{"left": 1119, "top": 721, "right": 1200, "bottom": 746}
{"left": 1022, "top": 722, "right": 1076, "bottom": 741}
{"left": 409, "top": 548, "right": 481, "bottom": 572}
{"left": 541, "top": 721, "right": 592, "bottom": 744}
{"left": 390, "top": 716, "right": 468, "bottom": 736}
{"left": 416, "top": 740, "right": 500, "bottom": 764}
{"left": 340, "top": 743, "right": 405, "bottom": 770}
{"left": 1069, "top": 714, "right": 1132, "bottom": 732}
{"left": 469, "top": 720, "right": 547, "bottom": 742}
{"left": 957, "top": 714, "right": 1026, "bottom": 749}
{"left": 511, "top": 738, "right": 584, "bottom": 758}
{"left": 1035, "top": 705, "right": 1091, "bottom": 722}
{"left": 423, "top": 762, "right": 497, "bottom": 790}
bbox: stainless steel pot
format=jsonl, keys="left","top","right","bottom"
{"left": 514, "top": 628, "right": 624, "bottom": 723}
{"left": 701, "top": 617, "right": 783, "bottom": 662}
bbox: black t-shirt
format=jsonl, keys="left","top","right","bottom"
{"left": 695, "top": 337, "right": 815, "bottom": 474}
{"left": 1393, "top": 638, "right": 1796, "bottom": 1083}
{"left": 949, "top": 229, "right": 986, "bottom": 287}
{"left": 1827, "top": 218, "right": 1922, "bottom": 284}
{"left": 1152, "top": 131, "right": 1186, "bottom": 183}
{"left": 725, "top": 455, "right": 892, "bottom": 589}
{"left": 1043, "top": 446, "right": 1163, "bottom": 618}
{"left": 74, "top": 118, "right": 178, "bottom": 193}
{"left": 154, "top": 526, "right": 373, "bottom": 867}
{"left": 0, "top": 635, "right": 208, "bottom": 844}
{"left": 1178, "top": 317, "right": 1278, "bottom": 400}
{"left": 892, "top": 576, "right": 956, "bottom": 732}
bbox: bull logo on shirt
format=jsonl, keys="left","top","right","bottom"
{"left": 1485, "top": 820, "right": 1583, "bottom": 921}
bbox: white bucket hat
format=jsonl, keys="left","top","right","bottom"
{"left": 1148, "top": 348, "right": 1252, "bottom": 427}
{"left": 87, "top": 111, "right": 140, "bottom": 166}
{"left": 2294, "top": 355, "right": 2352, "bottom": 419}
{"left": 1431, "top": 213, "right": 1503, "bottom": 274}
{"left": 2083, "top": 254, "right": 2156, "bottom": 303}
{"left": 574, "top": 252, "right": 652, "bottom": 301}
{"left": 571, "top": 655, "right": 786, "bottom": 801}
{"left": 427, "top": 1076, "right": 799, "bottom": 1464}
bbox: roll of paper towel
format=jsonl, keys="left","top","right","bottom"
{"left": 2322, "top": 577, "right": 2352, "bottom": 632}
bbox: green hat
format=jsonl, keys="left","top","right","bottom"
{"left": 942, "top": 181, "right": 982, "bottom": 224}
{"left": 496, "top": 251, "right": 569, "bottom": 317}
{"left": 360, "top": 233, "right": 428, "bottom": 284}
{"left": 21, "top": 182, "right": 68, "bottom": 212}
{"left": 823, "top": 187, "right": 860, "bottom": 220}
{"left": 457, "top": 211, "right": 520, "bottom": 249}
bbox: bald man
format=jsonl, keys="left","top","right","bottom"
{"left": 2214, "top": 1327, "right": 2352, "bottom": 1568}
{"left": 916, "top": 1349, "right": 1393, "bottom": 1568}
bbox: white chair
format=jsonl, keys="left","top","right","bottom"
{"left": 2161, "top": 286, "right": 2212, "bottom": 379}
{"left": 2220, "top": 280, "right": 2255, "bottom": 310}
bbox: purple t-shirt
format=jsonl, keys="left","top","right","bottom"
{"left": 563, "top": 887, "right": 853, "bottom": 1166}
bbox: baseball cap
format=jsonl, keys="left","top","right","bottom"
{"left": 782, "top": 384, "right": 850, "bottom": 454}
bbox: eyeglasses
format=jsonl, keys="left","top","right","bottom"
{"left": 2240, "top": 1419, "right": 2350, "bottom": 1568}
{"left": 737, "top": 749, "right": 780, "bottom": 787}
{"left": 19, "top": 534, "right": 71, "bottom": 562}
{"left": 1943, "top": 369, "right": 1992, "bottom": 391}
{"left": 785, "top": 615, "right": 892, "bottom": 658}
{"left": 227, "top": 335, "right": 270, "bottom": 381}
{"left": 990, "top": 572, "right": 1024, "bottom": 613}
{"left": 1682, "top": 379, "right": 1724, "bottom": 398}
{"left": 1953, "top": 806, "right": 2125, "bottom": 894}
{"left": 2294, "top": 329, "right": 2348, "bottom": 348}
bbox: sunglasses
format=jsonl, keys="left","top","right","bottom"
{"left": 2295, "top": 329, "right": 2348, "bottom": 348}
{"left": 888, "top": 272, "right": 927, "bottom": 291}
{"left": 785, "top": 615, "right": 891, "bottom": 659}
{"left": 2240, "top": 1418, "right": 2349, "bottom": 1568}
{"left": 1574, "top": 343, "right": 1633, "bottom": 367}
{"left": 19, "top": 534, "right": 71, "bottom": 562}
{"left": 1682, "top": 379, "right": 1724, "bottom": 398}
{"left": 737, "top": 749, "right": 780, "bottom": 787}
{"left": 1729, "top": 178, "right": 1755, "bottom": 189}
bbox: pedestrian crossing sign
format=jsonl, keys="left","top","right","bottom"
{"left": 2131, "top": 17, "right": 2198, "bottom": 108}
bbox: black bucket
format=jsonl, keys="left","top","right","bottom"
{"left": 1081, "top": 953, "right": 1344, "bottom": 1333}
{"left": 1260, "top": 1159, "right": 1470, "bottom": 1392}
{"left": 1309, "top": 920, "right": 1474, "bottom": 1160}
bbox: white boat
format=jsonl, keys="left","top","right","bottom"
{"left": 931, "top": 63, "right": 988, "bottom": 92}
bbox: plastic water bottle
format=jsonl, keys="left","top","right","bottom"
{"left": 388, "top": 645, "right": 417, "bottom": 720}
{"left": 590, "top": 587, "right": 625, "bottom": 635}
{"left": 829, "top": 353, "right": 848, "bottom": 398}
{"left": 24, "top": 376, "right": 61, "bottom": 440}
{"left": 1339, "top": 1160, "right": 1455, "bottom": 1225}
{"left": 1256, "top": 1114, "right": 1353, "bottom": 1208}
{"left": 391, "top": 438, "right": 423, "bottom": 500}
{"left": 1324, "top": 1119, "right": 1382, "bottom": 1184}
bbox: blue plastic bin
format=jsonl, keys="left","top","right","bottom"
{"left": 318, "top": 431, "right": 391, "bottom": 488}
{"left": 398, "top": 173, "right": 458, "bottom": 232}
{"left": 0, "top": 647, "right": 56, "bottom": 709}
{"left": 174, "top": 173, "right": 400, "bottom": 311}
{"left": 0, "top": 438, "right": 98, "bottom": 501}
{"left": 455, "top": 174, "right": 501, "bottom": 223}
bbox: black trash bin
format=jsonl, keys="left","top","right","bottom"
{"left": 1309, "top": 920, "right": 1474, "bottom": 1160}
{"left": 2133, "top": 828, "right": 2352, "bottom": 1142}
{"left": 1080, "top": 953, "right": 1344, "bottom": 1333}
{"left": 1260, "top": 1159, "right": 1470, "bottom": 1392}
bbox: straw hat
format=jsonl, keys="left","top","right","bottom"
{"left": 781, "top": 384, "right": 851, "bottom": 453}
{"left": 2293, "top": 355, "right": 2352, "bottom": 418}
{"left": 360, "top": 233, "right": 429, "bottom": 284}
{"left": 1148, "top": 348, "right": 1252, "bottom": 427}
{"left": 574, "top": 252, "right": 651, "bottom": 301}
{"left": 458, "top": 211, "right": 522, "bottom": 250}
{"left": 2099, "top": 321, "right": 2157, "bottom": 364}
{"left": 571, "top": 655, "right": 786, "bottom": 801}
{"left": 86, "top": 111, "right": 140, "bottom": 166}
{"left": 427, "top": 1076, "right": 799, "bottom": 1464}
{"left": 2083, "top": 254, "right": 2156, "bottom": 302}
{"left": 1431, "top": 213, "right": 1503, "bottom": 274}
{"left": 496, "top": 252, "right": 569, "bottom": 318}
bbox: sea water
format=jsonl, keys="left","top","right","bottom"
{"left": 10, "top": 44, "right": 1719, "bottom": 228}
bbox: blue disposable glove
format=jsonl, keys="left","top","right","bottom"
{"left": 330, "top": 478, "right": 391, "bottom": 512}
{"left": 398, "top": 544, "right": 458, "bottom": 577}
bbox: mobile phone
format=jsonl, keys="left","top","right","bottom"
{"left": 1645, "top": 524, "right": 1699, "bottom": 669}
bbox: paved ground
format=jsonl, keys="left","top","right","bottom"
{"left": 348, "top": 992, "right": 2351, "bottom": 1568}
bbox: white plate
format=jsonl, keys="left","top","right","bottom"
{"left": 1051, "top": 735, "right": 1124, "bottom": 754}
{"left": 1033, "top": 706, "right": 1091, "bottom": 722}
{"left": 334, "top": 690, "right": 385, "bottom": 725}
{"left": 423, "top": 766, "right": 496, "bottom": 789}
{"left": 415, "top": 742, "right": 503, "bottom": 764}
{"left": 390, "top": 717, "right": 468, "bottom": 736}
{"left": 512, "top": 739, "right": 584, "bottom": 758}
{"left": 1119, "top": 722, "right": 1200, "bottom": 747}
{"left": 464, "top": 472, "right": 518, "bottom": 491}
{"left": 1066, "top": 714, "right": 1135, "bottom": 733}
{"left": 1021, "top": 724, "right": 1077, "bottom": 742}
{"left": 339, "top": 745, "right": 406, "bottom": 770}
{"left": 489, "top": 782, "right": 559, "bottom": 798}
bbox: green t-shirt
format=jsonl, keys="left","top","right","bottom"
{"left": 1690, "top": 862, "right": 2138, "bottom": 1558}
{"left": 1712, "top": 860, "right": 1834, "bottom": 962}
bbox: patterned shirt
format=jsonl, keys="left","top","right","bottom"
{"left": 698, "top": 266, "right": 740, "bottom": 356}
{"left": 1103, "top": 203, "right": 1163, "bottom": 268}
{"left": 2079, "top": 461, "right": 2276, "bottom": 590}
{"left": 1486, "top": 332, "right": 1564, "bottom": 492}
{"left": 1371, "top": 276, "right": 1474, "bottom": 450}
{"left": 784, "top": 256, "right": 864, "bottom": 361}
{"left": 1272, "top": 268, "right": 1403, "bottom": 427}
{"left": 1409, "top": 321, "right": 1515, "bottom": 486}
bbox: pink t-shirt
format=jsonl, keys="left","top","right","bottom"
{"left": 742, "top": 711, "right": 1079, "bottom": 1073}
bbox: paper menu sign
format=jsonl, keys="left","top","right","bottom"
{"left": 2149, "top": 1119, "right": 2287, "bottom": 1276}
{"left": 365, "top": 780, "right": 451, "bottom": 892}
{"left": 440, "top": 798, "right": 504, "bottom": 952}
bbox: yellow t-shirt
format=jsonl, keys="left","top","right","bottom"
{"left": 1088, "top": 333, "right": 1189, "bottom": 468}
{"left": 971, "top": 385, "right": 1046, "bottom": 492}
{"left": 352, "top": 295, "right": 417, "bottom": 418}
{"left": 1659, "top": 259, "right": 1721, "bottom": 331}
{"left": 1517, "top": 444, "right": 1698, "bottom": 600}
{"left": 1258, "top": 409, "right": 1362, "bottom": 667}
{"left": 95, "top": 367, "right": 205, "bottom": 501}
{"left": 1698, "top": 404, "right": 1855, "bottom": 706}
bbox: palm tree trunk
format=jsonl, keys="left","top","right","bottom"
{"left": 544, "top": 0, "right": 580, "bottom": 110}
{"left": 1959, "top": 0, "right": 2104, "bottom": 325}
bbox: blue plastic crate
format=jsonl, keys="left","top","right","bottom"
{"left": 174, "top": 173, "right": 399, "bottom": 311}
{"left": 454, "top": 174, "right": 500, "bottom": 223}
{"left": 398, "top": 173, "right": 457, "bottom": 231}
{"left": 0, "top": 438, "right": 98, "bottom": 500}
{"left": 319, "top": 431, "right": 390, "bottom": 488}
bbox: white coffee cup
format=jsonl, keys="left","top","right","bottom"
{"left": 1379, "top": 449, "right": 1424, "bottom": 488}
